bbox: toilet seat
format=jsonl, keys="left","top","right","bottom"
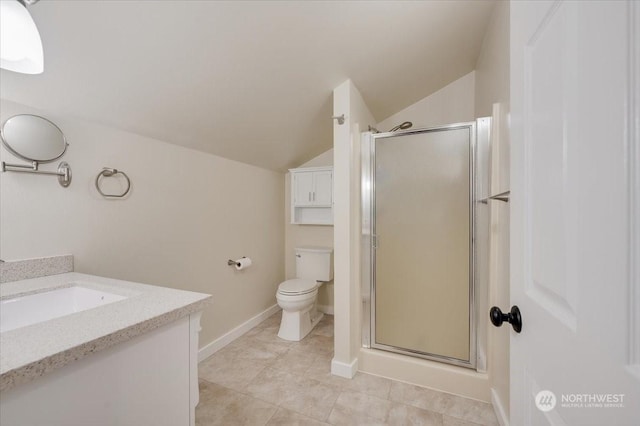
{"left": 277, "top": 278, "right": 317, "bottom": 295}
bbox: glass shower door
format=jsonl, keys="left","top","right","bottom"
{"left": 371, "top": 125, "right": 475, "bottom": 365}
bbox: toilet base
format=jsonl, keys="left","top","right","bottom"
{"left": 278, "top": 306, "right": 324, "bottom": 341}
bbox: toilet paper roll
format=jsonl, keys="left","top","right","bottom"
{"left": 235, "top": 257, "right": 252, "bottom": 271}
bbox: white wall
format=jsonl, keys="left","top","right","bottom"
{"left": 475, "top": 1, "right": 510, "bottom": 118}
{"left": 474, "top": 1, "right": 510, "bottom": 423}
{"left": 376, "top": 71, "right": 476, "bottom": 131}
{"left": 284, "top": 149, "right": 334, "bottom": 310}
{"left": 332, "top": 80, "right": 376, "bottom": 378}
{"left": 0, "top": 99, "right": 285, "bottom": 350}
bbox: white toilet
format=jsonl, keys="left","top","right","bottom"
{"left": 277, "top": 246, "right": 333, "bottom": 341}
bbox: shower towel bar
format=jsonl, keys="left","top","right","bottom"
{"left": 479, "top": 190, "right": 510, "bottom": 204}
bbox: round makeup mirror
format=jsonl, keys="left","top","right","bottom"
{"left": 0, "top": 114, "right": 68, "bottom": 163}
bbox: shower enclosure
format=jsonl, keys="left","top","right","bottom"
{"left": 362, "top": 119, "right": 490, "bottom": 369}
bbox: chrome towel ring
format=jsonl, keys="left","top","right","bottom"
{"left": 95, "top": 167, "right": 131, "bottom": 198}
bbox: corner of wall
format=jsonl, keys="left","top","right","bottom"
{"left": 332, "top": 80, "right": 374, "bottom": 373}
{"left": 473, "top": 0, "right": 511, "bottom": 421}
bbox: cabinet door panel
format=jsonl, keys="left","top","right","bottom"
{"left": 293, "top": 172, "right": 314, "bottom": 206}
{"left": 313, "top": 171, "right": 333, "bottom": 206}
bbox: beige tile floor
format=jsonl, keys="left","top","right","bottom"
{"left": 197, "top": 311, "right": 498, "bottom": 426}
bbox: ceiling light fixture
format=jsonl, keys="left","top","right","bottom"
{"left": 0, "top": 0, "right": 44, "bottom": 74}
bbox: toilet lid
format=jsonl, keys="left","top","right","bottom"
{"left": 278, "top": 279, "right": 317, "bottom": 295}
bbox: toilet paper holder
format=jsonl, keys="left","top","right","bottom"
{"left": 227, "top": 257, "right": 247, "bottom": 267}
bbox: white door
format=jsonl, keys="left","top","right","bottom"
{"left": 313, "top": 170, "right": 333, "bottom": 206}
{"left": 510, "top": 1, "right": 639, "bottom": 425}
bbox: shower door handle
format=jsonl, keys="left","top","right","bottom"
{"left": 490, "top": 305, "right": 522, "bottom": 333}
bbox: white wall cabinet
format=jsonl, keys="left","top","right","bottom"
{"left": 290, "top": 166, "right": 333, "bottom": 225}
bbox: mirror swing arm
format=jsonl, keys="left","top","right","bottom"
{"left": 1, "top": 160, "right": 72, "bottom": 187}
{"left": 0, "top": 114, "right": 72, "bottom": 188}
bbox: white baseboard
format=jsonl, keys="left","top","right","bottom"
{"left": 198, "top": 304, "right": 281, "bottom": 362}
{"left": 331, "top": 357, "right": 358, "bottom": 379}
{"left": 491, "top": 387, "right": 509, "bottom": 426}
{"left": 317, "top": 304, "right": 334, "bottom": 315}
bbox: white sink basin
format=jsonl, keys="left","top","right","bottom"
{"left": 0, "top": 285, "right": 127, "bottom": 333}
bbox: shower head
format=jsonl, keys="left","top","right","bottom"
{"left": 389, "top": 121, "right": 413, "bottom": 132}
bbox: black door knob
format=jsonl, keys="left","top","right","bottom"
{"left": 490, "top": 305, "right": 522, "bottom": 333}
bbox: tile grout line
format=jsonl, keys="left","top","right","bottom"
{"left": 262, "top": 405, "right": 278, "bottom": 426}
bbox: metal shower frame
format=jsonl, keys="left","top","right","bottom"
{"left": 360, "top": 120, "right": 488, "bottom": 369}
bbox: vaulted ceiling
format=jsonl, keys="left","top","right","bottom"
{"left": 0, "top": 0, "right": 495, "bottom": 171}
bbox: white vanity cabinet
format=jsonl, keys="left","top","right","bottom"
{"left": 1, "top": 314, "right": 202, "bottom": 426}
{"left": 0, "top": 273, "right": 211, "bottom": 426}
{"left": 290, "top": 166, "right": 333, "bottom": 225}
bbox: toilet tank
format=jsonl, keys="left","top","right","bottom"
{"left": 295, "top": 246, "right": 333, "bottom": 281}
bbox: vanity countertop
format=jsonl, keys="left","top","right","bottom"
{"left": 0, "top": 272, "right": 212, "bottom": 392}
